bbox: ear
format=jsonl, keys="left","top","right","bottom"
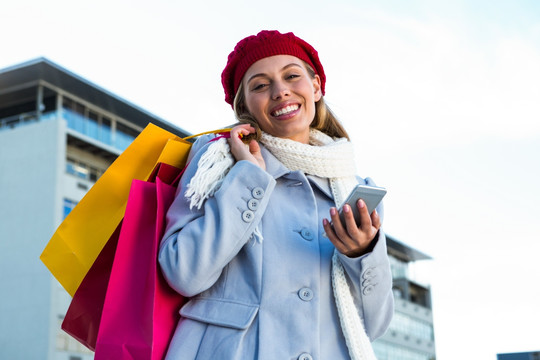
{"left": 312, "top": 74, "right": 322, "bottom": 102}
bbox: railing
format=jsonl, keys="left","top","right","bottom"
{"left": 0, "top": 109, "right": 136, "bottom": 152}
{"left": 0, "top": 112, "right": 39, "bottom": 130}
{"left": 62, "top": 109, "right": 113, "bottom": 146}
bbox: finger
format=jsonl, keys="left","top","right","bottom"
{"left": 371, "top": 209, "right": 381, "bottom": 230}
{"left": 342, "top": 203, "right": 361, "bottom": 237}
{"left": 232, "top": 126, "right": 251, "bottom": 142}
{"left": 235, "top": 124, "right": 255, "bottom": 138}
{"left": 329, "top": 207, "right": 356, "bottom": 249}
{"left": 248, "top": 140, "right": 266, "bottom": 170}
{"left": 357, "top": 199, "right": 372, "bottom": 230}
{"left": 248, "top": 139, "right": 261, "bottom": 154}
{"left": 329, "top": 207, "right": 346, "bottom": 237}
{"left": 322, "top": 218, "right": 348, "bottom": 253}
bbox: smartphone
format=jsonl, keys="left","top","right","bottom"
{"left": 338, "top": 184, "right": 387, "bottom": 227}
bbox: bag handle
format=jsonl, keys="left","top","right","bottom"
{"left": 182, "top": 128, "right": 232, "bottom": 141}
{"left": 168, "top": 128, "right": 234, "bottom": 187}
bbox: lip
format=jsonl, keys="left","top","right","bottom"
{"left": 270, "top": 102, "right": 301, "bottom": 120}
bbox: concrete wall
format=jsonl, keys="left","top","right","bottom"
{"left": 0, "top": 118, "right": 66, "bottom": 359}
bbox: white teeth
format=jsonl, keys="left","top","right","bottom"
{"left": 273, "top": 105, "right": 298, "bottom": 117}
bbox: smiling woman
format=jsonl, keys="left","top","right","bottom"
{"left": 158, "top": 30, "right": 394, "bottom": 360}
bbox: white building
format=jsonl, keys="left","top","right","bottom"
{"left": 373, "top": 235, "right": 436, "bottom": 360}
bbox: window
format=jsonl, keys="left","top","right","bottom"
{"left": 66, "top": 158, "right": 89, "bottom": 179}
{"left": 61, "top": 95, "right": 140, "bottom": 151}
{"left": 63, "top": 199, "right": 78, "bottom": 219}
{"left": 100, "top": 116, "right": 112, "bottom": 144}
{"left": 373, "top": 340, "right": 433, "bottom": 360}
{"left": 387, "top": 312, "right": 434, "bottom": 341}
{"left": 115, "top": 121, "right": 139, "bottom": 150}
{"left": 389, "top": 255, "right": 409, "bottom": 279}
{"left": 66, "top": 157, "right": 105, "bottom": 182}
{"left": 88, "top": 110, "right": 99, "bottom": 139}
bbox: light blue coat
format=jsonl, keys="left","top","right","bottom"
{"left": 159, "top": 135, "right": 394, "bottom": 360}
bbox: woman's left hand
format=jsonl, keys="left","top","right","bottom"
{"left": 322, "top": 199, "right": 381, "bottom": 257}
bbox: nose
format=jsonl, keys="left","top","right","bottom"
{"left": 271, "top": 81, "right": 290, "bottom": 100}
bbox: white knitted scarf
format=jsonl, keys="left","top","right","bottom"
{"left": 186, "top": 129, "right": 377, "bottom": 360}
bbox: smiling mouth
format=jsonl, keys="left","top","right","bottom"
{"left": 271, "top": 104, "right": 299, "bottom": 117}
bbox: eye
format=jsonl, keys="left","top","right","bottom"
{"left": 286, "top": 74, "right": 300, "bottom": 80}
{"left": 251, "top": 82, "right": 269, "bottom": 91}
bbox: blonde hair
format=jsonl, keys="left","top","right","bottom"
{"left": 233, "top": 62, "right": 350, "bottom": 141}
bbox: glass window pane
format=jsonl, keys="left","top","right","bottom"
{"left": 63, "top": 198, "right": 78, "bottom": 219}
{"left": 100, "top": 116, "right": 112, "bottom": 145}
{"left": 88, "top": 111, "right": 99, "bottom": 139}
{"left": 115, "top": 122, "right": 139, "bottom": 150}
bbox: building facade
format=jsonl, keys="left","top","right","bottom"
{"left": 0, "top": 58, "right": 436, "bottom": 359}
{"left": 372, "top": 235, "right": 437, "bottom": 360}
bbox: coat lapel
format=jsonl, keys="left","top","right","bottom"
{"left": 307, "top": 175, "right": 333, "bottom": 201}
{"left": 260, "top": 145, "right": 334, "bottom": 201}
{"left": 260, "top": 146, "right": 290, "bottom": 180}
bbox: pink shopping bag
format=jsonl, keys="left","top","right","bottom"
{"left": 94, "top": 163, "right": 187, "bottom": 360}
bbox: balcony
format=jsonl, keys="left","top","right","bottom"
{"left": 0, "top": 109, "right": 137, "bottom": 153}
{"left": 56, "top": 108, "right": 137, "bottom": 152}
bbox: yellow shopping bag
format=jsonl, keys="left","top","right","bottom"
{"left": 40, "top": 123, "right": 230, "bottom": 296}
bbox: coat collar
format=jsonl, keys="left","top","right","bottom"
{"left": 260, "top": 145, "right": 290, "bottom": 179}
{"left": 260, "top": 145, "right": 333, "bottom": 200}
{"left": 307, "top": 174, "right": 333, "bottom": 200}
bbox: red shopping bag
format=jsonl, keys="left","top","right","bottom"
{"left": 61, "top": 223, "right": 121, "bottom": 351}
{"left": 91, "top": 162, "right": 186, "bottom": 360}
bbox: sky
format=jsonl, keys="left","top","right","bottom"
{"left": 2, "top": 0, "right": 539, "bottom": 358}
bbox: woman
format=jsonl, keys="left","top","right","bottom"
{"left": 159, "top": 30, "right": 393, "bottom": 360}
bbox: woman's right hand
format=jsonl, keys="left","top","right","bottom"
{"left": 227, "top": 124, "right": 266, "bottom": 170}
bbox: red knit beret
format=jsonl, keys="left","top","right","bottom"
{"left": 221, "top": 30, "right": 326, "bottom": 106}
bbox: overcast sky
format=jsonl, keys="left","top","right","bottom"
{"left": 2, "top": 0, "right": 539, "bottom": 359}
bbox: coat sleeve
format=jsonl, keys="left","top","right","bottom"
{"left": 336, "top": 176, "right": 394, "bottom": 341}
{"left": 159, "top": 137, "right": 276, "bottom": 297}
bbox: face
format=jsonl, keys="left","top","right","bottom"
{"left": 242, "top": 55, "right": 322, "bottom": 143}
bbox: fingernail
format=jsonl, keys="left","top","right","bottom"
{"left": 323, "top": 218, "right": 329, "bottom": 226}
{"left": 330, "top": 208, "right": 337, "bottom": 216}
{"left": 343, "top": 204, "right": 350, "bottom": 213}
{"left": 358, "top": 199, "right": 365, "bottom": 208}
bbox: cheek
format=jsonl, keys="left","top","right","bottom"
{"left": 245, "top": 96, "right": 265, "bottom": 117}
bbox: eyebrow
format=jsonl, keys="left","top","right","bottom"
{"left": 246, "top": 63, "right": 304, "bottom": 84}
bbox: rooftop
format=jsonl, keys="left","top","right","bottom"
{"left": 0, "top": 57, "right": 190, "bottom": 137}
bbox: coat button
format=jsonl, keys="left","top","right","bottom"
{"left": 300, "top": 228, "right": 314, "bottom": 241}
{"left": 363, "top": 285, "right": 374, "bottom": 295}
{"left": 247, "top": 198, "right": 259, "bottom": 211}
{"left": 298, "top": 287, "right": 314, "bottom": 301}
{"left": 298, "top": 353, "right": 313, "bottom": 360}
{"left": 252, "top": 187, "right": 265, "bottom": 199}
{"left": 362, "top": 268, "right": 375, "bottom": 279}
{"left": 242, "top": 210, "right": 254, "bottom": 222}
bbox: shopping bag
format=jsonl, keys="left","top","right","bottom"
{"left": 61, "top": 162, "right": 185, "bottom": 352}
{"left": 40, "top": 123, "right": 189, "bottom": 296}
{"left": 93, "top": 162, "right": 187, "bottom": 360}
{"left": 60, "top": 223, "right": 121, "bottom": 351}
{"left": 40, "top": 124, "right": 230, "bottom": 296}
